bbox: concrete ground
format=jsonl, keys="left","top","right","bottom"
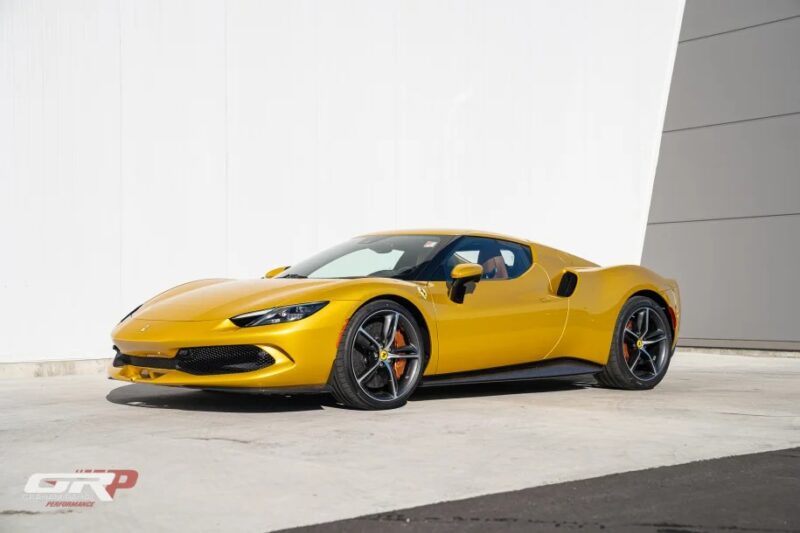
{"left": 1, "top": 351, "right": 799, "bottom": 532}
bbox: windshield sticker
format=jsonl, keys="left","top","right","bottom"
{"left": 423, "top": 241, "right": 438, "bottom": 248}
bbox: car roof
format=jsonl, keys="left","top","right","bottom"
{"left": 363, "top": 228, "right": 530, "bottom": 245}
{"left": 362, "top": 229, "right": 599, "bottom": 267}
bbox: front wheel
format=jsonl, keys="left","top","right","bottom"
{"left": 597, "top": 295, "right": 673, "bottom": 390}
{"left": 330, "top": 300, "right": 426, "bottom": 410}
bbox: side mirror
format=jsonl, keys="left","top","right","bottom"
{"left": 264, "top": 266, "right": 290, "bottom": 279}
{"left": 448, "top": 263, "right": 483, "bottom": 304}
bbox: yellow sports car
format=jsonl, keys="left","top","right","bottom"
{"left": 110, "top": 230, "right": 680, "bottom": 409}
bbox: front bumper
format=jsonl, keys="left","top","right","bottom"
{"left": 108, "top": 300, "right": 357, "bottom": 389}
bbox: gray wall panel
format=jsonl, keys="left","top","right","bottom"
{"left": 650, "top": 113, "right": 800, "bottom": 224}
{"left": 645, "top": 0, "right": 800, "bottom": 351}
{"left": 680, "top": 0, "right": 800, "bottom": 41}
{"left": 642, "top": 215, "right": 800, "bottom": 347}
{"left": 664, "top": 17, "right": 800, "bottom": 131}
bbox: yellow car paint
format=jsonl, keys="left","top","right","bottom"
{"left": 450, "top": 263, "right": 483, "bottom": 280}
{"left": 109, "top": 229, "right": 679, "bottom": 390}
{"left": 427, "top": 268, "right": 568, "bottom": 374}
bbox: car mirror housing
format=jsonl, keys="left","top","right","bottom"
{"left": 264, "top": 266, "right": 290, "bottom": 279}
{"left": 448, "top": 263, "right": 483, "bottom": 304}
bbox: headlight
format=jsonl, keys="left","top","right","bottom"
{"left": 230, "top": 301, "right": 328, "bottom": 327}
{"left": 119, "top": 304, "right": 142, "bottom": 324}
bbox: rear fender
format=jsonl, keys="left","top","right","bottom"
{"left": 550, "top": 266, "right": 679, "bottom": 365}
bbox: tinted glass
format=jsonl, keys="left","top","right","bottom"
{"left": 278, "top": 235, "right": 453, "bottom": 280}
{"left": 431, "top": 236, "right": 532, "bottom": 281}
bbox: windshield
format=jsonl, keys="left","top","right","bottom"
{"left": 277, "top": 235, "right": 454, "bottom": 280}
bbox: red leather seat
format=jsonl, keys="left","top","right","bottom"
{"left": 481, "top": 256, "right": 509, "bottom": 280}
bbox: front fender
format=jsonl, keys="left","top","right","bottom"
{"left": 320, "top": 279, "right": 441, "bottom": 375}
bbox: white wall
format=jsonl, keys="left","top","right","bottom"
{"left": 0, "top": 0, "right": 684, "bottom": 362}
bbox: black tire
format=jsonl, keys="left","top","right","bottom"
{"left": 596, "top": 295, "right": 674, "bottom": 390}
{"left": 330, "top": 299, "right": 426, "bottom": 410}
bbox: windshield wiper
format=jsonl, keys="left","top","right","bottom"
{"left": 280, "top": 273, "right": 307, "bottom": 279}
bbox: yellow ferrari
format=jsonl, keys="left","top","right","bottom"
{"left": 110, "top": 230, "right": 680, "bottom": 409}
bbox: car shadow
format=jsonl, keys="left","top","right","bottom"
{"left": 411, "top": 377, "right": 592, "bottom": 402}
{"left": 105, "top": 383, "right": 332, "bottom": 413}
{"left": 106, "top": 377, "right": 594, "bottom": 413}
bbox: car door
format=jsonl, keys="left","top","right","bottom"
{"left": 426, "top": 237, "right": 568, "bottom": 374}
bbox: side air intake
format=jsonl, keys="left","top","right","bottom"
{"left": 557, "top": 271, "right": 578, "bottom": 297}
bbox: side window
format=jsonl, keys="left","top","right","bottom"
{"left": 497, "top": 241, "right": 533, "bottom": 279}
{"left": 433, "top": 237, "right": 532, "bottom": 281}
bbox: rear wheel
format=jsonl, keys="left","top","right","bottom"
{"left": 597, "top": 295, "right": 673, "bottom": 390}
{"left": 330, "top": 300, "right": 426, "bottom": 410}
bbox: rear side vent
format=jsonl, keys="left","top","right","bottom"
{"left": 557, "top": 271, "right": 578, "bottom": 297}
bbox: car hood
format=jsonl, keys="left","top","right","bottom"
{"left": 136, "top": 278, "right": 361, "bottom": 322}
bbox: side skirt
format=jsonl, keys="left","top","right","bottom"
{"left": 420, "top": 358, "right": 602, "bottom": 388}
{"left": 179, "top": 384, "right": 332, "bottom": 395}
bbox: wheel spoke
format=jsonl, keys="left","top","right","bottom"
{"left": 389, "top": 344, "right": 418, "bottom": 357}
{"left": 381, "top": 312, "right": 399, "bottom": 349}
{"left": 357, "top": 361, "right": 381, "bottom": 384}
{"left": 643, "top": 332, "right": 666, "bottom": 345}
{"left": 628, "top": 350, "right": 642, "bottom": 370}
{"left": 384, "top": 362, "right": 398, "bottom": 398}
{"left": 643, "top": 309, "right": 650, "bottom": 337}
{"left": 358, "top": 328, "right": 382, "bottom": 351}
{"left": 641, "top": 347, "right": 658, "bottom": 375}
{"left": 624, "top": 327, "right": 638, "bottom": 338}
{"left": 388, "top": 351, "right": 420, "bottom": 360}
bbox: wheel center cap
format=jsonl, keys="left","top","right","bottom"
{"left": 379, "top": 350, "right": 388, "bottom": 361}
{"left": 636, "top": 339, "right": 644, "bottom": 349}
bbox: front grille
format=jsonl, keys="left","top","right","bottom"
{"left": 113, "top": 345, "right": 275, "bottom": 375}
{"left": 176, "top": 345, "right": 274, "bottom": 375}
{"left": 113, "top": 352, "right": 176, "bottom": 370}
